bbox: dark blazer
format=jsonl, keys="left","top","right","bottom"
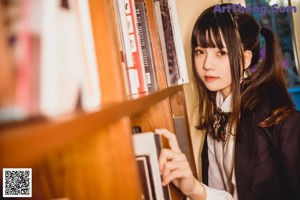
{"left": 202, "top": 97, "right": 300, "bottom": 200}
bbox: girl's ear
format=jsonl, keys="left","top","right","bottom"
{"left": 244, "top": 50, "right": 253, "bottom": 69}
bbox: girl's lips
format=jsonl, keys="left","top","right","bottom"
{"left": 204, "top": 76, "right": 218, "bottom": 82}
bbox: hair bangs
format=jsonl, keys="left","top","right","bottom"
{"left": 192, "top": 13, "right": 224, "bottom": 49}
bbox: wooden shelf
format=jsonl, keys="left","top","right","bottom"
{"left": 0, "top": 85, "right": 182, "bottom": 168}
{"left": 0, "top": 1, "right": 195, "bottom": 199}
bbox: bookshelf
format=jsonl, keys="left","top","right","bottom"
{"left": 0, "top": 0, "right": 196, "bottom": 199}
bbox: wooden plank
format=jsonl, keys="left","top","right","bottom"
{"left": 0, "top": 86, "right": 182, "bottom": 168}
{"left": 89, "top": 0, "right": 126, "bottom": 103}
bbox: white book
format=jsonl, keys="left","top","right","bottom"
{"left": 136, "top": 156, "right": 155, "bottom": 200}
{"left": 115, "top": 0, "right": 134, "bottom": 68}
{"left": 40, "top": 0, "right": 83, "bottom": 117}
{"left": 132, "top": 132, "right": 165, "bottom": 200}
{"left": 114, "top": 0, "right": 138, "bottom": 94}
{"left": 167, "top": 0, "right": 189, "bottom": 84}
{"left": 125, "top": 0, "right": 148, "bottom": 94}
{"left": 74, "top": 0, "right": 101, "bottom": 111}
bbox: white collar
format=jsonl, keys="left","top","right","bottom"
{"left": 216, "top": 91, "right": 232, "bottom": 113}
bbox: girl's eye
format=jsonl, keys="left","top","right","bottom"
{"left": 194, "top": 49, "right": 204, "bottom": 55}
{"left": 218, "top": 50, "right": 227, "bottom": 56}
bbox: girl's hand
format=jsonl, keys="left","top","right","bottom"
{"left": 155, "top": 129, "right": 205, "bottom": 199}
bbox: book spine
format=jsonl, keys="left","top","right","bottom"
{"left": 40, "top": 0, "right": 83, "bottom": 117}
{"left": 132, "top": 132, "right": 165, "bottom": 199}
{"left": 154, "top": 134, "right": 171, "bottom": 200}
{"left": 0, "top": 2, "right": 25, "bottom": 122}
{"left": 111, "top": 0, "right": 135, "bottom": 95}
{"left": 135, "top": 0, "right": 158, "bottom": 92}
{"left": 136, "top": 156, "right": 155, "bottom": 200}
{"left": 125, "top": 0, "right": 148, "bottom": 94}
{"left": 158, "top": 0, "right": 180, "bottom": 86}
{"left": 153, "top": 0, "right": 171, "bottom": 86}
{"left": 75, "top": 0, "right": 101, "bottom": 111}
{"left": 167, "top": 0, "right": 189, "bottom": 84}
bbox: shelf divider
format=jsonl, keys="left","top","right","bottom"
{"left": 0, "top": 85, "right": 182, "bottom": 168}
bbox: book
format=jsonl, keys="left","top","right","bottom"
{"left": 0, "top": 0, "right": 101, "bottom": 120}
{"left": 125, "top": 0, "right": 149, "bottom": 94}
{"left": 112, "top": 0, "right": 137, "bottom": 95}
{"left": 39, "top": 0, "right": 82, "bottom": 117}
{"left": 167, "top": 0, "right": 189, "bottom": 84}
{"left": 136, "top": 155, "right": 155, "bottom": 200}
{"left": 40, "top": 0, "right": 101, "bottom": 117}
{"left": 156, "top": 0, "right": 180, "bottom": 86}
{"left": 132, "top": 132, "right": 171, "bottom": 200}
{"left": 74, "top": 0, "right": 101, "bottom": 111}
{"left": 135, "top": 0, "right": 158, "bottom": 92}
{"left": 153, "top": 0, "right": 171, "bottom": 86}
{"left": 10, "top": 0, "right": 34, "bottom": 117}
{"left": 0, "top": 1, "right": 26, "bottom": 122}
{"left": 0, "top": 0, "right": 37, "bottom": 122}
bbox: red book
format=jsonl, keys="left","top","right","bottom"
{"left": 125, "top": 0, "right": 148, "bottom": 94}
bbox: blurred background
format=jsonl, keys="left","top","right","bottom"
{"left": 244, "top": 0, "right": 300, "bottom": 109}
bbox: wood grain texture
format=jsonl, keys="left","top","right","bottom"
{"left": 131, "top": 97, "right": 174, "bottom": 133}
{"left": 89, "top": 0, "right": 126, "bottom": 104}
{"left": 0, "top": 86, "right": 182, "bottom": 170}
{"left": 144, "top": 0, "right": 168, "bottom": 89}
{"left": 62, "top": 118, "right": 141, "bottom": 200}
{"left": 25, "top": 119, "right": 141, "bottom": 200}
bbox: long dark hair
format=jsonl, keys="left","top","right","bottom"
{"left": 191, "top": 4, "right": 294, "bottom": 132}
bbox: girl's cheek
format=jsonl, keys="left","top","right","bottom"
{"left": 195, "top": 65, "right": 204, "bottom": 77}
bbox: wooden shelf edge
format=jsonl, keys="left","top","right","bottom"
{"left": 0, "top": 85, "right": 183, "bottom": 168}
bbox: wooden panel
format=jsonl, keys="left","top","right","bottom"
{"left": 63, "top": 118, "right": 141, "bottom": 200}
{"left": 31, "top": 152, "right": 67, "bottom": 200}
{"left": 131, "top": 98, "right": 174, "bottom": 133}
{"left": 0, "top": 86, "right": 182, "bottom": 169}
{"left": 27, "top": 118, "right": 141, "bottom": 200}
{"left": 89, "top": 0, "right": 125, "bottom": 103}
{"left": 170, "top": 90, "right": 186, "bottom": 116}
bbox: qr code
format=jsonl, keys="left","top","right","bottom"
{"left": 3, "top": 168, "right": 32, "bottom": 198}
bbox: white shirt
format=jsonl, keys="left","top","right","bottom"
{"left": 202, "top": 91, "right": 238, "bottom": 200}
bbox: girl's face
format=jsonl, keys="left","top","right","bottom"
{"left": 194, "top": 45, "right": 232, "bottom": 98}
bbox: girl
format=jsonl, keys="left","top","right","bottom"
{"left": 156, "top": 3, "right": 300, "bottom": 200}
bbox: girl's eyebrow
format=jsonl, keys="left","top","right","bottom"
{"left": 194, "top": 46, "right": 203, "bottom": 49}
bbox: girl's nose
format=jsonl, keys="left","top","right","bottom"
{"left": 203, "top": 55, "right": 214, "bottom": 71}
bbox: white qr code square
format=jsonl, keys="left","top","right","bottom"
{"left": 3, "top": 168, "right": 32, "bottom": 198}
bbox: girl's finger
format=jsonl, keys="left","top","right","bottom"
{"left": 159, "top": 148, "right": 187, "bottom": 172}
{"left": 161, "top": 166, "right": 191, "bottom": 186}
{"left": 155, "top": 128, "right": 181, "bottom": 152}
{"left": 161, "top": 159, "right": 190, "bottom": 178}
